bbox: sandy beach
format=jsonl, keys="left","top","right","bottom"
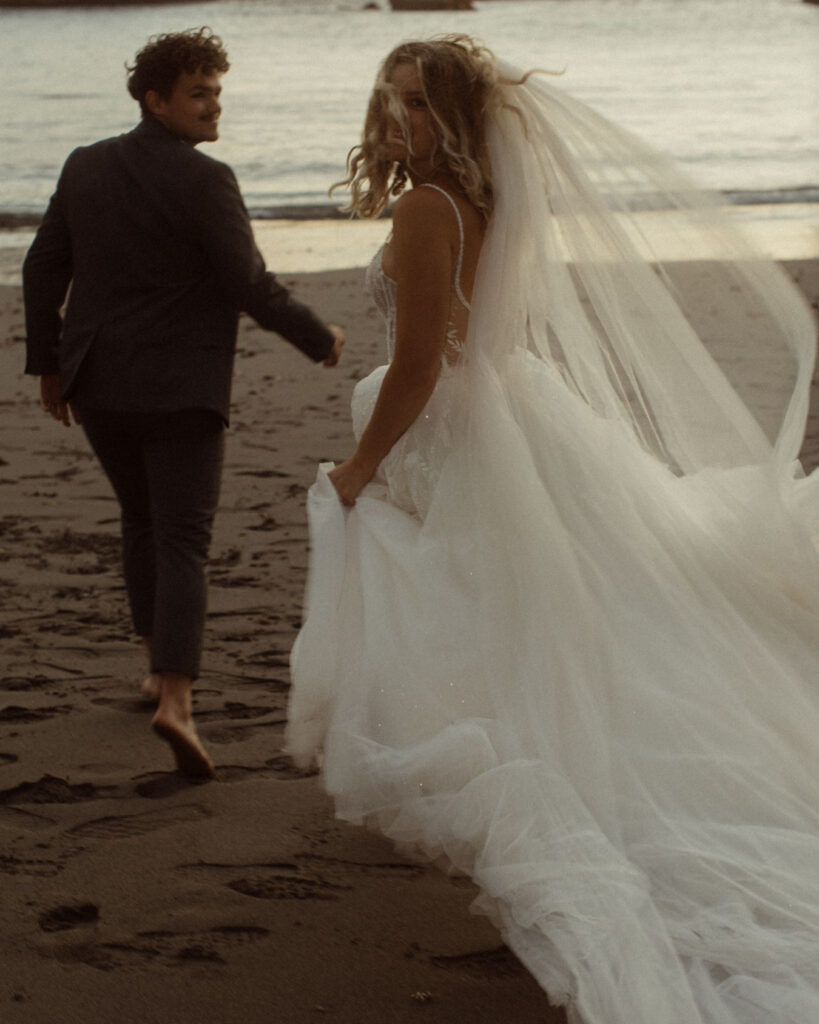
{"left": 1, "top": 231, "right": 817, "bottom": 1023}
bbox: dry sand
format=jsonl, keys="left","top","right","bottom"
{"left": 0, "top": 257, "right": 817, "bottom": 1024}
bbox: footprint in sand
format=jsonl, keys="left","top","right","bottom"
{"left": 201, "top": 721, "right": 287, "bottom": 746}
{"left": 196, "top": 702, "right": 278, "bottom": 723}
{"left": 90, "top": 696, "right": 153, "bottom": 714}
{"left": 426, "top": 946, "right": 526, "bottom": 979}
{"left": 0, "top": 774, "right": 111, "bottom": 806}
{"left": 260, "top": 755, "right": 317, "bottom": 780}
{"left": 1, "top": 676, "right": 54, "bottom": 692}
{"left": 215, "top": 759, "right": 316, "bottom": 781}
{"left": 39, "top": 902, "right": 99, "bottom": 932}
{"left": 296, "top": 852, "right": 427, "bottom": 881}
{"left": 0, "top": 852, "right": 62, "bottom": 876}
{"left": 197, "top": 704, "right": 288, "bottom": 746}
{"left": 228, "top": 873, "right": 348, "bottom": 901}
{"left": 57, "top": 924, "right": 270, "bottom": 971}
{"left": 0, "top": 806, "right": 58, "bottom": 832}
{"left": 134, "top": 758, "right": 314, "bottom": 794}
{"left": 0, "top": 705, "right": 74, "bottom": 723}
{"left": 180, "top": 860, "right": 349, "bottom": 901}
{"left": 68, "top": 803, "right": 208, "bottom": 840}
{"left": 133, "top": 774, "right": 197, "bottom": 800}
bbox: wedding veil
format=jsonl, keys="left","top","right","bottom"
{"left": 469, "top": 63, "right": 816, "bottom": 479}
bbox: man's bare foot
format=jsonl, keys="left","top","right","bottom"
{"left": 152, "top": 712, "right": 214, "bottom": 779}
{"left": 140, "top": 674, "right": 161, "bottom": 702}
{"left": 151, "top": 672, "right": 214, "bottom": 779}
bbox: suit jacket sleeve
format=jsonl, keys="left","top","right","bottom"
{"left": 193, "top": 161, "right": 335, "bottom": 362}
{"left": 22, "top": 160, "right": 74, "bottom": 376}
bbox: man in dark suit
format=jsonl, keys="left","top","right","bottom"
{"left": 23, "top": 27, "right": 344, "bottom": 779}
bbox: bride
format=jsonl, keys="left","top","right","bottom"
{"left": 286, "top": 35, "right": 819, "bottom": 1024}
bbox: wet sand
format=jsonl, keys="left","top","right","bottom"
{"left": 0, "top": 257, "right": 817, "bottom": 1024}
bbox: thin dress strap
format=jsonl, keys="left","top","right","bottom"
{"left": 418, "top": 184, "right": 471, "bottom": 310}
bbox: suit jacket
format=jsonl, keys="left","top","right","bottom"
{"left": 23, "top": 116, "right": 335, "bottom": 421}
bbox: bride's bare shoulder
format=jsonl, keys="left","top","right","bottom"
{"left": 390, "top": 186, "right": 474, "bottom": 251}
{"left": 392, "top": 186, "right": 452, "bottom": 226}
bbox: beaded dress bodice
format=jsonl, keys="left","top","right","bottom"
{"left": 363, "top": 184, "right": 472, "bottom": 366}
{"left": 353, "top": 185, "right": 472, "bottom": 519}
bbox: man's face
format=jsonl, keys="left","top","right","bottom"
{"left": 146, "top": 69, "right": 223, "bottom": 146}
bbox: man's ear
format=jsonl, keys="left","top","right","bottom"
{"left": 145, "top": 90, "right": 164, "bottom": 116}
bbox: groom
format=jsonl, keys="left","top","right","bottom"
{"left": 23, "top": 27, "right": 344, "bottom": 779}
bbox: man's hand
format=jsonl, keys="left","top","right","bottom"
{"left": 40, "top": 375, "right": 81, "bottom": 427}
{"left": 323, "top": 324, "right": 345, "bottom": 367}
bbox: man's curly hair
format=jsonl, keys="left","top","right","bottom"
{"left": 127, "top": 27, "right": 230, "bottom": 117}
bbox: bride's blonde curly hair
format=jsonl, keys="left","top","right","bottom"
{"left": 334, "top": 35, "right": 500, "bottom": 219}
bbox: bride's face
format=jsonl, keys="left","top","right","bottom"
{"left": 381, "top": 61, "right": 437, "bottom": 169}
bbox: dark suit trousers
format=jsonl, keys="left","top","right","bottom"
{"left": 76, "top": 406, "right": 224, "bottom": 680}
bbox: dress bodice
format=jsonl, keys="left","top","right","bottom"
{"left": 364, "top": 184, "right": 472, "bottom": 366}
{"left": 364, "top": 243, "right": 398, "bottom": 358}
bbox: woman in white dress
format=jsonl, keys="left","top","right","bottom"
{"left": 287, "top": 35, "right": 819, "bottom": 1024}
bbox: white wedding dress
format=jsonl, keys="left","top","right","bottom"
{"left": 287, "top": 70, "right": 819, "bottom": 1024}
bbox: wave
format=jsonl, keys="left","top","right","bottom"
{"left": 725, "top": 186, "right": 819, "bottom": 206}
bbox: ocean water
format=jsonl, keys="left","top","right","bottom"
{"left": 0, "top": 0, "right": 817, "bottom": 220}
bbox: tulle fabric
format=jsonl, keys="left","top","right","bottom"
{"left": 287, "top": 67, "right": 819, "bottom": 1023}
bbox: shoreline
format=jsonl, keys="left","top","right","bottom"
{"left": 0, "top": 204, "right": 817, "bottom": 285}
{"left": 2, "top": 188, "right": 818, "bottom": 231}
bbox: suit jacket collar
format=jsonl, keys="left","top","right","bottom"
{"left": 133, "top": 115, "right": 186, "bottom": 145}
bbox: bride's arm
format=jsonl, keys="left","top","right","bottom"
{"left": 329, "top": 189, "right": 453, "bottom": 506}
